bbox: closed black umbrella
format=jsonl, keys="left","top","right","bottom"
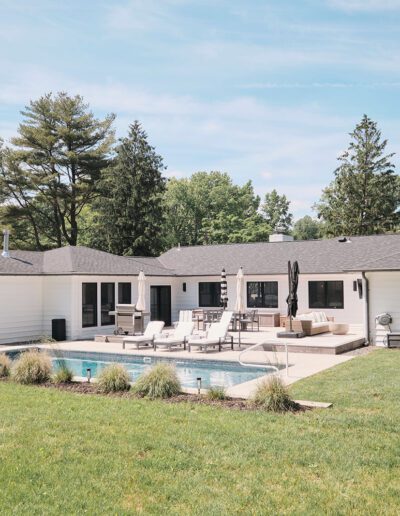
{"left": 286, "top": 260, "right": 299, "bottom": 332}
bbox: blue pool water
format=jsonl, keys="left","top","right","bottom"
{"left": 47, "top": 351, "right": 275, "bottom": 388}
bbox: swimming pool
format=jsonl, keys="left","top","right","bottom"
{"left": 47, "top": 350, "right": 275, "bottom": 388}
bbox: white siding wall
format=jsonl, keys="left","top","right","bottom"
{"left": 0, "top": 271, "right": 367, "bottom": 345}
{"left": 174, "top": 273, "right": 365, "bottom": 326}
{"left": 69, "top": 275, "right": 178, "bottom": 340}
{"left": 0, "top": 276, "right": 44, "bottom": 344}
{"left": 367, "top": 271, "right": 400, "bottom": 345}
{"left": 42, "top": 276, "right": 73, "bottom": 339}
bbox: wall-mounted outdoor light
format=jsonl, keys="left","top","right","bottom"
{"left": 183, "top": 282, "right": 186, "bottom": 292}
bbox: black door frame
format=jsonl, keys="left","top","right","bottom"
{"left": 150, "top": 285, "right": 172, "bottom": 326}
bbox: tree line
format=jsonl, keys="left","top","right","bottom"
{"left": 0, "top": 93, "right": 399, "bottom": 256}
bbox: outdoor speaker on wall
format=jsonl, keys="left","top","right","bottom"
{"left": 183, "top": 282, "right": 186, "bottom": 292}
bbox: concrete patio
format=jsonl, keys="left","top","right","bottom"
{"left": 95, "top": 324, "right": 366, "bottom": 355}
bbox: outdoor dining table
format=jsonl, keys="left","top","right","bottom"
{"left": 231, "top": 312, "right": 249, "bottom": 332}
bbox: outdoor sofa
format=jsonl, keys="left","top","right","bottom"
{"left": 286, "top": 311, "right": 334, "bottom": 336}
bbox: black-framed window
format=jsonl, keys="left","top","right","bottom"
{"left": 199, "top": 282, "right": 221, "bottom": 307}
{"left": 247, "top": 281, "right": 278, "bottom": 308}
{"left": 101, "top": 283, "right": 115, "bottom": 325}
{"left": 118, "top": 282, "right": 131, "bottom": 304}
{"left": 309, "top": 281, "right": 344, "bottom": 309}
{"left": 82, "top": 283, "right": 97, "bottom": 328}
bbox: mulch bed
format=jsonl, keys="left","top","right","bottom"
{"left": 0, "top": 378, "right": 308, "bottom": 412}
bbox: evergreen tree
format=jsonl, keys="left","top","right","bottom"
{"left": 315, "top": 115, "right": 399, "bottom": 236}
{"left": 0, "top": 93, "right": 115, "bottom": 248}
{"left": 261, "top": 189, "right": 293, "bottom": 232}
{"left": 90, "top": 122, "right": 166, "bottom": 256}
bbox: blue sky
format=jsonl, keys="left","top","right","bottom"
{"left": 1, "top": 0, "right": 400, "bottom": 217}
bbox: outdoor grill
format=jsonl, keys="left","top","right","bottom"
{"left": 113, "top": 304, "right": 144, "bottom": 335}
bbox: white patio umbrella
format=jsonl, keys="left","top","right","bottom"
{"left": 234, "top": 267, "right": 245, "bottom": 345}
{"left": 136, "top": 270, "right": 146, "bottom": 312}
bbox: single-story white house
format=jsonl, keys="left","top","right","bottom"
{"left": 0, "top": 233, "right": 399, "bottom": 345}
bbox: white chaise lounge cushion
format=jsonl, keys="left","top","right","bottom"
{"left": 188, "top": 322, "right": 228, "bottom": 345}
{"left": 219, "top": 311, "right": 233, "bottom": 327}
{"left": 154, "top": 321, "right": 194, "bottom": 345}
{"left": 124, "top": 321, "right": 165, "bottom": 343}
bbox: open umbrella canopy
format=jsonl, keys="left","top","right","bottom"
{"left": 136, "top": 270, "right": 146, "bottom": 312}
{"left": 234, "top": 267, "right": 245, "bottom": 313}
{"left": 220, "top": 268, "right": 228, "bottom": 309}
{"left": 286, "top": 260, "right": 299, "bottom": 319}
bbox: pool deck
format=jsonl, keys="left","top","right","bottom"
{"left": 1, "top": 338, "right": 358, "bottom": 399}
{"left": 96, "top": 325, "right": 366, "bottom": 355}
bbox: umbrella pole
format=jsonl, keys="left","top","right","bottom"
{"left": 238, "top": 312, "right": 241, "bottom": 348}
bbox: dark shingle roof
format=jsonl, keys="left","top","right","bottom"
{"left": 0, "top": 235, "right": 399, "bottom": 276}
{"left": 158, "top": 234, "right": 400, "bottom": 275}
{"left": 0, "top": 246, "right": 173, "bottom": 276}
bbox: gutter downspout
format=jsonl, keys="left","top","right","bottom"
{"left": 362, "top": 271, "right": 370, "bottom": 346}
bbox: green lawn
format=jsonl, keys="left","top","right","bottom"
{"left": 1, "top": 349, "right": 400, "bottom": 515}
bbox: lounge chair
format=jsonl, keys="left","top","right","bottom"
{"left": 122, "top": 321, "right": 165, "bottom": 350}
{"left": 219, "top": 310, "right": 233, "bottom": 329}
{"left": 187, "top": 322, "right": 234, "bottom": 352}
{"left": 153, "top": 321, "right": 194, "bottom": 351}
{"left": 172, "top": 310, "right": 193, "bottom": 328}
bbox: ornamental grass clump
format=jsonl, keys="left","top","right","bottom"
{"left": 0, "top": 353, "right": 11, "bottom": 378}
{"left": 251, "top": 376, "right": 297, "bottom": 412}
{"left": 12, "top": 350, "right": 52, "bottom": 385}
{"left": 97, "top": 364, "right": 131, "bottom": 393}
{"left": 53, "top": 365, "right": 73, "bottom": 384}
{"left": 133, "top": 363, "right": 181, "bottom": 399}
{"left": 207, "top": 386, "right": 227, "bottom": 400}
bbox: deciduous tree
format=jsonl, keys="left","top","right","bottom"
{"left": 261, "top": 189, "right": 293, "bottom": 233}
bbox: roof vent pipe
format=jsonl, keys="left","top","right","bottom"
{"left": 2, "top": 229, "right": 10, "bottom": 258}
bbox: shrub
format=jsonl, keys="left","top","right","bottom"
{"left": 207, "top": 386, "right": 227, "bottom": 400}
{"left": 133, "top": 363, "right": 181, "bottom": 399}
{"left": 37, "top": 335, "right": 57, "bottom": 344}
{"left": 251, "top": 375, "right": 297, "bottom": 412}
{"left": 12, "top": 350, "right": 52, "bottom": 384}
{"left": 53, "top": 365, "right": 73, "bottom": 384}
{"left": 0, "top": 353, "right": 11, "bottom": 378}
{"left": 97, "top": 363, "right": 131, "bottom": 393}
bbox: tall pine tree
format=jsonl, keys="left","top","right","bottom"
{"left": 316, "top": 115, "right": 399, "bottom": 236}
{"left": 0, "top": 93, "right": 115, "bottom": 248}
{"left": 90, "top": 122, "right": 166, "bottom": 256}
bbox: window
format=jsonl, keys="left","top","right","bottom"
{"left": 199, "top": 282, "right": 221, "bottom": 307}
{"left": 101, "top": 283, "right": 115, "bottom": 325}
{"left": 82, "top": 283, "right": 97, "bottom": 328}
{"left": 247, "top": 282, "right": 278, "bottom": 308}
{"left": 118, "top": 282, "right": 131, "bottom": 304}
{"left": 309, "top": 281, "right": 344, "bottom": 309}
